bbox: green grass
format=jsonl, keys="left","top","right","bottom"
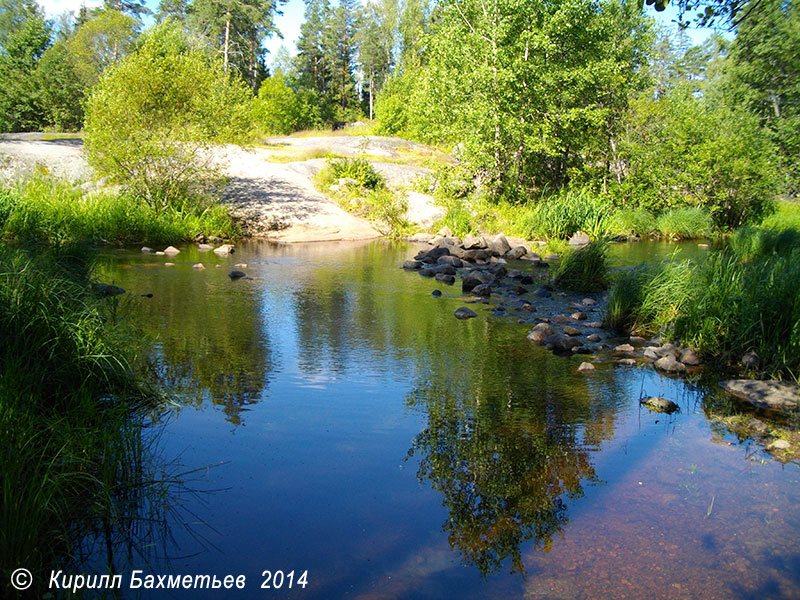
{"left": 0, "top": 177, "right": 239, "bottom": 246}
{"left": 614, "top": 207, "right": 658, "bottom": 237}
{"left": 521, "top": 189, "right": 617, "bottom": 241}
{"left": 604, "top": 227, "right": 800, "bottom": 378}
{"left": 761, "top": 199, "right": 800, "bottom": 231}
{"left": 655, "top": 207, "right": 713, "bottom": 240}
{"left": 0, "top": 245, "right": 163, "bottom": 592}
{"left": 553, "top": 241, "right": 609, "bottom": 292}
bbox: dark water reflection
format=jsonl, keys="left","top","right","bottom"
{"left": 96, "top": 240, "right": 800, "bottom": 599}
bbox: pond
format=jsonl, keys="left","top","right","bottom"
{"left": 93, "top": 240, "right": 800, "bottom": 599}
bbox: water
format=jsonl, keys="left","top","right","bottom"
{"left": 94, "top": 240, "right": 800, "bottom": 599}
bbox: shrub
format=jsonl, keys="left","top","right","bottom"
{"left": 325, "top": 157, "right": 384, "bottom": 190}
{"left": 614, "top": 207, "right": 657, "bottom": 237}
{"left": 83, "top": 22, "right": 252, "bottom": 211}
{"left": 554, "top": 241, "right": 609, "bottom": 292}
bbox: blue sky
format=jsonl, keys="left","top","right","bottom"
{"left": 36, "top": 0, "right": 727, "bottom": 69}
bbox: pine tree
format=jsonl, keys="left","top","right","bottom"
{"left": 324, "top": 0, "right": 360, "bottom": 112}
{"left": 295, "top": 0, "right": 331, "bottom": 94}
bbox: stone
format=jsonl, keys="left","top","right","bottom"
{"left": 629, "top": 336, "right": 648, "bottom": 345}
{"left": 654, "top": 355, "right": 687, "bottom": 373}
{"left": 640, "top": 396, "right": 680, "bottom": 414}
{"left": 434, "top": 264, "right": 457, "bottom": 275}
{"left": 155, "top": 251, "right": 166, "bottom": 256}
{"left": 698, "top": 243, "right": 710, "bottom": 249}
{"left": 507, "top": 285, "right": 528, "bottom": 296}
{"left": 437, "top": 225, "right": 453, "bottom": 238}
{"left": 551, "top": 314, "right": 571, "bottom": 324}
{"left": 415, "top": 246, "right": 450, "bottom": 262}
{"left": 462, "top": 249, "right": 491, "bottom": 262}
{"left": 578, "top": 362, "right": 595, "bottom": 373}
{"left": 141, "top": 246, "right": 153, "bottom": 253}
{"left": 403, "top": 260, "right": 423, "bottom": 270}
{"left": 435, "top": 273, "right": 455, "bottom": 285}
{"left": 586, "top": 321, "right": 603, "bottom": 328}
{"left": 431, "top": 289, "right": 442, "bottom": 297}
{"left": 437, "top": 255, "right": 463, "bottom": 268}
{"left": 164, "top": 246, "right": 180, "bottom": 255}
{"left": 435, "top": 236, "right": 462, "bottom": 248}
{"left": 571, "top": 311, "right": 588, "bottom": 321}
{"left": 489, "top": 256, "right": 507, "bottom": 265}
{"left": 463, "top": 233, "right": 486, "bottom": 249}
{"left": 488, "top": 263, "right": 507, "bottom": 278}
{"left": 506, "top": 246, "right": 528, "bottom": 260}
{"left": 679, "top": 348, "right": 701, "bottom": 366}
{"left": 643, "top": 347, "right": 660, "bottom": 361}
{"left": 213, "top": 244, "right": 235, "bottom": 256}
{"left": 454, "top": 307, "right": 478, "bottom": 320}
{"left": 408, "top": 232, "right": 436, "bottom": 243}
{"left": 472, "top": 283, "right": 492, "bottom": 297}
{"left": 544, "top": 254, "right": 560, "bottom": 261}
{"left": 573, "top": 346, "right": 592, "bottom": 354}
{"left": 568, "top": 230, "right": 591, "bottom": 246}
{"left": 405, "top": 192, "right": 445, "bottom": 228}
{"left": 615, "top": 344, "right": 635, "bottom": 353}
{"left": 563, "top": 326, "right": 581, "bottom": 336}
{"left": 719, "top": 380, "right": 800, "bottom": 413}
{"left": 164, "top": 262, "right": 175, "bottom": 266}
{"left": 582, "top": 298, "right": 597, "bottom": 306}
{"left": 462, "top": 270, "right": 494, "bottom": 293}
{"left": 508, "top": 269, "right": 524, "bottom": 279}
{"left": 533, "top": 286, "right": 552, "bottom": 298}
{"left": 522, "top": 304, "right": 537, "bottom": 313}
{"left": 488, "top": 234, "right": 512, "bottom": 256}
{"left": 768, "top": 439, "right": 791, "bottom": 451}
{"left": 527, "top": 323, "right": 554, "bottom": 344}
{"left": 742, "top": 352, "right": 760, "bottom": 370}
{"left": 197, "top": 243, "right": 213, "bottom": 251}
{"left": 228, "top": 270, "right": 246, "bottom": 280}
{"left": 543, "top": 334, "right": 583, "bottom": 353}
{"left": 418, "top": 267, "right": 437, "bottom": 277}
{"left": 520, "top": 274, "right": 535, "bottom": 284}
{"left": 586, "top": 334, "right": 601, "bottom": 342}
{"left": 192, "top": 263, "right": 205, "bottom": 270}
{"left": 618, "top": 358, "right": 637, "bottom": 366}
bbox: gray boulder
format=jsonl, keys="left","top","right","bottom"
{"left": 568, "top": 231, "right": 591, "bottom": 246}
{"left": 402, "top": 260, "right": 423, "bottom": 270}
{"left": 435, "top": 273, "right": 455, "bottom": 285}
{"left": 527, "top": 323, "right": 554, "bottom": 344}
{"left": 488, "top": 234, "right": 511, "bottom": 256}
{"left": 719, "top": 380, "right": 799, "bottom": 413}
{"left": 640, "top": 396, "right": 680, "bottom": 414}
{"left": 506, "top": 246, "right": 528, "bottom": 260}
{"left": 454, "top": 307, "right": 478, "bottom": 320}
{"left": 543, "top": 334, "right": 583, "bottom": 353}
{"left": 462, "top": 270, "right": 494, "bottom": 293}
{"left": 679, "top": 348, "right": 701, "bottom": 366}
{"left": 654, "top": 355, "right": 687, "bottom": 373}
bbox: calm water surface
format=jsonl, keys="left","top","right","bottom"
{"left": 95, "top": 240, "right": 800, "bottom": 599}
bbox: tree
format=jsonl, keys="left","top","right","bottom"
{"left": 324, "top": 0, "right": 361, "bottom": 112}
{"left": 84, "top": 22, "right": 252, "bottom": 209}
{"left": 295, "top": 0, "right": 332, "bottom": 94}
{"left": 189, "top": 0, "right": 285, "bottom": 91}
{"left": 0, "top": 2, "right": 51, "bottom": 132}
{"left": 34, "top": 41, "right": 85, "bottom": 131}
{"left": 357, "top": 0, "right": 397, "bottom": 119}
{"left": 65, "top": 9, "right": 139, "bottom": 88}
{"left": 726, "top": 0, "right": 800, "bottom": 193}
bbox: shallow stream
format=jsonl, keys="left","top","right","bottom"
{"left": 93, "top": 240, "right": 800, "bottom": 599}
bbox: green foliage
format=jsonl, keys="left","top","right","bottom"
{"left": 615, "top": 88, "right": 778, "bottom": 228}
{"left": 33, "top": 41, "right": 85, "bottom": 131}
{"left": 0, "top": 177, "right": 238, "bottom": 245}
{"left": 252, "top": 72, "right": 325, "bottom": 134}
{"left": 83, "top": 22, "right": 252, "bottom": 210}
{"left": 554, "top": 242, "right": 609, "bottom": 293}
{"left": 727, "top": 0, "right": 800, "bottom": 194}
{"left": 655, "top": 207, "right": 713, "bottom": 239}
{"left": 65, "top": 8, "right": 139, "bottom": 88}
{"left": 728, "top": 225, "right": 800, "bottom": 263}
{"left": 325, "top": 156, "right": 385, "bottom": 189}
{"left": 761, "top": 200, "right": 800, "bottom": 231}
{"left": 0, "top": 4, "right": 51, "bottom": 132}
{"left": 379, "top": 0, "right": 652, "bottom": 197}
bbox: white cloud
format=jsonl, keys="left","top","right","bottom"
{"left": 37, "top": 0, "right": 104, "bottom": 18}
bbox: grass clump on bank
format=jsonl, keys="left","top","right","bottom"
{"left": 316, "top": 156, "right": 410, "bottom": 238}
{"left": 604, "top": 226, "right": 800, "bottom": 378}
{"left": 0, "top": 245, "right": 162, "bottom": 592}
{"left": 554, "top": 241, "right": 609, "bottom": 292}
{"left": 0, "top": 177, "right": 239, "bottom": 246}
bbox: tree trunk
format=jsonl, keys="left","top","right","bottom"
{"left": 369, "top": 66, "right": 374, "bottom": 120}
{"left": 223, "top": 9, "right": 231, "bottom": 74}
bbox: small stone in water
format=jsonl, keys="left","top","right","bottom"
{"left": 431, "top": 289, "right": 442, "bottom": 297}
{"left": 192, "top": 263, "right": 205, "bottom": 270}
{"left": 164, "top": 246, "right": 180, "bottom": 255}
{"left": 164, "top": 262, "right": 175, "bottom": 267}
{"left": 578, "top": 362, "right": 595, "bottom": 373}
{"left": 615, "top": 344, "right": 635, "bottom": 353}
{"left": 454, "top": 307, "right": 478, "bottom": 320}
{"left": 228, "top": 270, "right": 246, "bottom": 279}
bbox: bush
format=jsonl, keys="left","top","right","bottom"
{"left": 554, "top": 241, "right": 609, "bottom": 292}
{"left": 614, "top": 207, "right": 657, "bottom": 237}
{"left": 83, "top": 22, "right": 252, "bottom": 211}
{"left": 325, "top": 157, "right": 385, "bottom": 190}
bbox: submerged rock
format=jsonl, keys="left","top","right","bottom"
{"left": 197, "top": 243, "right": 214, "bottom": 251}
{"left": 228, "top": 270, "right": 246, "bottom": 280}
{"left": 435, "top": 273, "right": 455, "bottom": 285}
{"left": 93, "top": 283, "right": 126, "bottom": 297}
{"left": 719, "top": 380, "right": 800, "bottom": 413}
{"left": 454, "top": 307, "right": 478, "bottom": 320}
{"left": 543, "top": 334, "right": 583, "bottom": 353}
{"left": 640, "top": 396, "right": 680, "bottom": 414}
{"left": 214, "top": 244, "right": 235, "bottom": 256}
{"left": 402, "top": 260, "right": 423, "bottom": 270}
{"left": 431, "top": 289, "right": 442, "bottom": 297}
{"left": 578, "top": 362, "right": 595, "bottom": 373}
{"left": 615, "top": 344, "right": 635, "bottom": 353}
{"left": 192, "top": 263, "right": 205, "bottom": 270}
